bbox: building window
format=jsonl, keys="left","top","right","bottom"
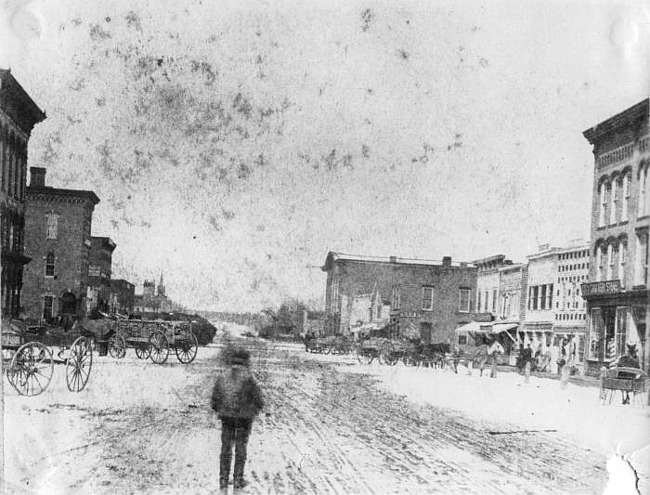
{"left": 547, "top": 283, "right": 553, "bottom": 309}
{"left": 610, "top": 178, "right": 618, "bottom": 225}
{"left": 458, "top": 334, "right": 467, "bottom": 345}
{"left": 43, "top": 295, "right": 54, "bottom": 321}
{"left": 596, "top": 245, "right": 604, "bottom": 282}
{"left": 46, "top": 213, "right": 58, "bottom": 239}
{"left": 635, "top": 232, "right": 648, "bottom": 286}
{"left": 422, "top": 287, "right": 434, "bottom": 311}
{"left": 639, "top": 166, "right": 648, "bottom": 218}
{"left": 622, "top": 173, "right": 630, "bottom": 221}
{"left": 619, "top": 243, "right": 626, "bottom": 287}
{"left": 477, "top": 290, "right": 481, "bottom": 312}
{"left": 376, "top": 305, "right": 381, "bottom": 319}
{"left": 491, "top": 289, "right": 497, "bottom": 312}
{"left": 459, "top": 289, "right": 471, "bottom": 313}
{"left": 45, "top": 252, "right": 55, "bottom": 277}
{"left": 484, "top": 290, "right": 489, "bottom": 312}
{"left": 589, "top": 307, "right": 616, "bottom": 361}
{"left": 606, "top": 244, "right": 613, "bottom": 280}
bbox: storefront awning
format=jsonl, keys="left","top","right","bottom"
{"left": 455, "top": 321, "right": 483, "bottom": 333}
{"left": 492, "top": 323, "right": 518, "bottom": 333}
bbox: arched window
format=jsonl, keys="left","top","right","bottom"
{"left": 45, "top": 252, "right": 55, "bottom": 277}
{"left": 619, "top": 237, "right": 627, "bottom": 287}
{"left": 610, "top": 177, "right": 618, "bottom": 225}
{"left": 606, "top": 243, "right": 613, "bottom": 280}
{"left": 622, "top": 172, "right": 631, "bottom": 221}
{"left": 635, "top": 232, "right": 648, "bottom": 287}
{"left": 598, "top": 181, "right": 606, "bottom": 227}
{"left": 639, "top": 163, "right": 649, "bottom": 218}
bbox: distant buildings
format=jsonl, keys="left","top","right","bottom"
{"left": 109, "top": 279, "right": 135, "bottom": 315}
{"left": 88, "top": 236, "right": 116, "bottom": 313}
{"left": 582, "top": 98, "right": 649, "bottom": 373}
{"left": 133, "top": 274, "right": 179, "bottom": 315}
{"left": 0, "top": 69, "right": 45, "bottom": 317}
{"left": 22, "top": 167, "right": 99, "bottom": 321}
{"left": 321, "top": 252, "right": 477, "bottom": 344}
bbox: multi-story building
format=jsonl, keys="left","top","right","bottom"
{"left": 0, "top": 69, "right": 46, "bottom": 316}
{"left": 582, "top": 98, "right": 649, "bottom": 373}
{"left": 321, "top": 252, "right": 477, "bottom": 344}
{"left": 554, "top": 241, "right": 590, "bottom": 364}
{"left": 456, "top": 255, "right": 524, "bottom": 362}
{"left": 87, "top": 236, "right": 116, "bottom": 313}
{"left": 22, "top": 167, "right": 100, "bottom": 322}
{"left": 523, "top": 245, "right": 560, "bottom": 348}
{"left": 109, "top": 279, "right": 135, "bottom": 315}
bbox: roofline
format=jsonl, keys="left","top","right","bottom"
{"left": 583, "top": 98, "right": 649, "bottom": 144}
{"left": 321, "top": 251, "right": 476, "bottom": 271}
{"left": 27, "top": 185, "right": 100, "bottom": 205}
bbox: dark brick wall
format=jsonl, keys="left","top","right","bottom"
{"left": 325, "top": 258, "right": 477, "bottom": 343}
{"left": 22, "top": 196, "right": 94, "bottom": 320}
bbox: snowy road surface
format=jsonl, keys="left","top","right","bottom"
{"left": 3, "top": 339, "right": 647, "bottom": 494}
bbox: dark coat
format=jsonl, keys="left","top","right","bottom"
{"left": 211, "top": 365, "right": 264, "bottom": 419}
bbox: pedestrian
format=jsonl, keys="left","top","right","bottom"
{"left": 488, "top": 338, "right": 504, "bottom": 378}
{"left": 549, "top": 339, "right": 559, "bottom": 375}
{"left": 520, "top": 343, "right": 533, "bottom": 383}
{"left": 559, "top": 335, "right": 575, "bottom": 389}
{"left": 211, "top": 346, "right": 265, "bottom": 493}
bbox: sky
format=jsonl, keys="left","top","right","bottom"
{"left": 1, "top": 0, "right": 648, "bottom": 312}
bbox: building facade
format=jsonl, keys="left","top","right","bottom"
{"left": 322, "top": 252, "right": 477, "bottom": 343}
{"left": 133, "top": 274, "right": 174, "bottom": 315}
{"left": 109, "top": 279, "right": 135, "bottom": 315}
{"left": 87, "top": 236, "right": 116, "bottom": 313}
{"left": 554, "top": 241, "right": 590, "bottom": 364}
{"left": 582, "top": 98, "right": 649, "bottom": 373}
{"left": 0, "top": 69, "right": 46, "bottom": 316}
{"left": 22, "top": 167, "right": 99, "bottom": 322}
{"left": 523, "top": 245, "right": 559, "bottom": 347}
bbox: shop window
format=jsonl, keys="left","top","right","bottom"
{"left": 589, "top": 307, "right": 617, "bottom": 361}
{"left": 615, "top": 307, "right": 628, "bottom": 358}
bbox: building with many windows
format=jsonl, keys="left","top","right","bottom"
{"left": 554, "top": 241, "right": 590, "bottom": 364}
{"left": 109, "top": 279, "right": 135, "bottom": 315}
{"left": 582, "top": 98, "right": 649, "bottom": 373}
{"left": 523, "top": 244, "right": 560, "bottom": 347}
{"left": 321, "top": 252, "right": 477, "bottom": 343}
{"left": 22, "top": 167, "right": 100, "bottom": 322}
{"left": 0, "top": 69, "right": 46, "bottom": 316}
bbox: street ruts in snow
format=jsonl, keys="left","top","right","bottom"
{"left": 4, "top": 339, "right": 609, "bottom": 494}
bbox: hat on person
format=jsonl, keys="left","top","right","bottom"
{"left": 229, "top": 348, "right": 251, "bottom": 366}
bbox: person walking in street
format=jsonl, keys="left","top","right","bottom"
{"left": 488, "top": 338, "right": 504, "bottom": 378}
{"left": 559, "top": 335, "right": 575, "bottom": 389}
{"left": 211, "top": 346, "right": 265, "bottom": 493}
{"left": 520, "top": 343, "right": 534, "bottom": 383}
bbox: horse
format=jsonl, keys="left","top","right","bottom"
{"left": 447, "top": 344, "right": 490, "bottom": 376}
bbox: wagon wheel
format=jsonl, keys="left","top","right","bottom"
{"left": 135, "top": 345, "right": 151, "bottom": 360}
{"left": 379, "top": 342, "right": 396, "bottom": 365}
{"left": 8, "top": 342, "right": 54, "bottom": 397}
{"left": 403, "top": 352, "right": 420, "bottom": 367}
{"left": 108, "top": 334, "right": 126, "bottom": 359}
{"left": 356, "top": 345, "right": 374, "bottom": 365}
{"left": 149, "top": 330, "right": 170, "bottom": 364}
{"left": 175, "top": 328, "right": 198, "bottom": 364}
{"left": 66, "top": 336, "right": 93, "bottom": 392}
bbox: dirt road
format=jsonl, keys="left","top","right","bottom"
{"left": 5, "top": 339, "right": 609, "bottom": 494}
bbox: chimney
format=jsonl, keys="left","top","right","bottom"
{"left": 389, "top": 256, "right": 397, "bottom": 263}
{"left": 30, "top": 167, "right": 46, "bottom": 187}
{"left": 442, "top": 256, "right": 452, "bottom": 267}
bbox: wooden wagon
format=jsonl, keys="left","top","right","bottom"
{"left": 108, "top": 319, "right": 199, "bottom": 364}
{"left": 2, "top": 319, "right": 93, "bottom": 396}
{"left": 599, "top": 366, "right": 646, "bottom": 405}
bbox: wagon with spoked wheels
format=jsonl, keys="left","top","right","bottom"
{"left": 109, "top": 319, "right": 199, "bottom": 364}
{"left": 2, "top": 318, "right": 94, "bottom": 397}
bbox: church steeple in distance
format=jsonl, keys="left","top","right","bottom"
{"left": 158, "top": 272, "right": 166, "bottom": 297}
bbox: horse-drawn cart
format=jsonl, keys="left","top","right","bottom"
{"left": 108, "top": 319, "right": 198, "bottom": 364}
{"left": 599, "top": 366, "right": 647, "bottom": 405}
{"left": 2, "top": 319, "right": 93, "bottom": 396}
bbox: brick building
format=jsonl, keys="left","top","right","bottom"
{"left": 22, "top": 167, "right": 99, "bottom": 322}
{"left": 109, "top": 279, "right": 135, "bottom": 315}
{"left": 88, "top": 236, "right": 116, "bottom": 313}
{"left": 582, "top": 98, "right": 649, "bottom": 373}
{"left": 523, "top": 245, "right": 559, "bottom": 349}
{"left": 0, "top": 69, "right": 45, "bottom": 316}
{"left": 321, "top": 252, "right": 477, "bottom": 344}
